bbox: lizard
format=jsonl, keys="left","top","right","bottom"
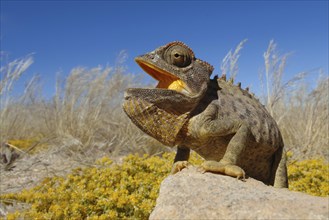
{"left": 123, "top": 41, "right": 288, "bottom": 188}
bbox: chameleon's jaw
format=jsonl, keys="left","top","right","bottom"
{"left": 122, "top": 96, "right": 189, "bottom": 146}
{"left": 135, "top": 57, "right": 192, "bottom": 96}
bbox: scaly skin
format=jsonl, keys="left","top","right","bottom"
{"left": 123, "top": 41, "right": 288, "bottom": 188}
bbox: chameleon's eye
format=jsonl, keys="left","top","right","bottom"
{"left": 164, "top": 46, "right": 192, "bottom": 67}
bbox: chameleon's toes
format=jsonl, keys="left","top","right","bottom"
{"left": 171, "top": 161, "right": 189, "bottom": 174}
{"left": 201, "top": 160, "right": 246, "bottom": 180}
{"left": 224, "top": 164, "right": 246, "bottom": 181}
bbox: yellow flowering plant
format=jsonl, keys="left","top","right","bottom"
{"left": 1, "top": 152, "right": 327, "bottom": 219}
{"left": 288, "top": 158, "right": 329, "bottom": 197}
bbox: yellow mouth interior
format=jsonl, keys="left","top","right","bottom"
{"left": 136, "top": 58, "right": 189, "bottom": 93}
{"left": 167, "top": 80, "right": 186, "bottom": 91}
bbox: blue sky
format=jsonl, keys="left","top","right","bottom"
{"left": 1, "top": 1, "right": 328, "bottom": 97}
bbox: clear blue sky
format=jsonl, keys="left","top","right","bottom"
{"left": 1, "top": 1, "right": 328, "bottom": 97}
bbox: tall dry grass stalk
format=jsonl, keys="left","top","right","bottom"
{"left": 220, "top": 39, "right": 248, "bottom": 81}
{"left": 0, "top": 55, "right": 42, "bottom": 143}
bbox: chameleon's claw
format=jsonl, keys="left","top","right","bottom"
{"left": 197, "top": 165, "right": 206, "bottom": 174}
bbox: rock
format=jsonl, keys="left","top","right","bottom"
{"left": 150, "top": 167, "right": 329, "bottom": 220}
{"left": 0, "top": 142, "right": 20, "bottom": 169}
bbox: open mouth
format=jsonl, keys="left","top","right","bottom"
{"left": 135, "top": 57, "right": 192, "bottom": 95}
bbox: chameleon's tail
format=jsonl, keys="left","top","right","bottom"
{"left": 271, "top": 146, "right": 289, "bottom": 188}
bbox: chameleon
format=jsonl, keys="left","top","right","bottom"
{"left": 123, "top": 41, "right": 288, "bottom": 188}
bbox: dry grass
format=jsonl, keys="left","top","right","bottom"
{"left": 220, "top": 39, "right": 248, "bottom": 81}
{"left": 259, "top": 40, "right": 328, "bottom": 160}
{"left": 46, "top": 64, "right": 169, "bottom": 160}
{"left": 0, "top": 55, "right": 41, "bottom": 141}
{"left": 0, "top": 53, "right": 169, "bottom": 166}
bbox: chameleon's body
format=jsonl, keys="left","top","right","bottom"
{"left": 123, "top": 41, "right": 288, "bottom": 188}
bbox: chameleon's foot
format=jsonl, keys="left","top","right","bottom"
{"left": 200, "top": 160, "right": 246, "bottom": 180}
{"left": 171, "top": 161, "right": 189, "bottom": 174}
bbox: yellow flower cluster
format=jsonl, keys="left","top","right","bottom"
{"left": 1, "top": 152, "right": 327, "bottom": 219}
{"left": 2, "top": 153, "right": 179, "bottom": 219}
{"left": 288, "top": 158, "right": 329, "bottom": 197}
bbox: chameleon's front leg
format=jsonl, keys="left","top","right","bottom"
{"left": 200, "top": 123, "right": 249, "bottom": 180}
{"left": 171, "top": 146, "right": 190, "bottom": 174}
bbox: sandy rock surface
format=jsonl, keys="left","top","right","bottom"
{"left": 150, "top": 167, "right": 329, "bottom": 220}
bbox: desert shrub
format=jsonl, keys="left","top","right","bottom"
{"left": 1, "top": 152, "right": 203, "bottom": 219}
{"left": 288, "top": 157, "right": 329, "bottom": 197}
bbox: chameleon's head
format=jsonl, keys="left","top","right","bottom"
{"left": 123, "top": 42, "right": 213, "bottom": 146}
{"left": 135, "top": 41, "right": 213, "bottom": 97}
